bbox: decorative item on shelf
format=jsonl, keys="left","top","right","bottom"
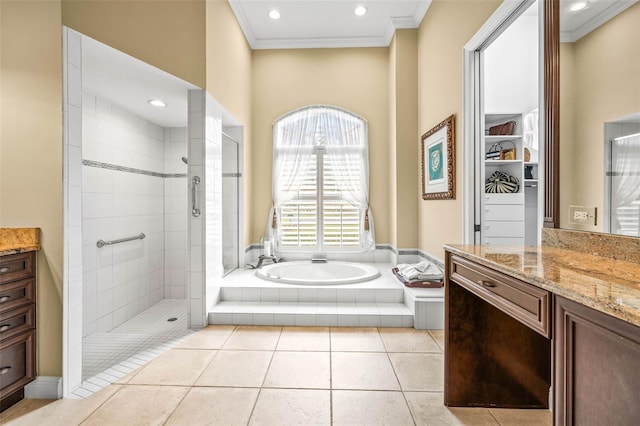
{"left": 499, "top": 140, "right": 516, "bottom": 160}
{"left": 485, "top": 170, "right": 520, "bottom": 193}
{"left": 488, "top": 120, "right": 516, "bottom": 135}
{"left": 524, "top": 147, "right": 531, "bottom": 162}
{"left": 486, "top": 142, "right": 502, "bottom": 160}
{"left": 525, "top": 165, "right": 534, "bottom": 180}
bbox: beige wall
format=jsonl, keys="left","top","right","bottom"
{"left": 206, "top": 1, "right": 253, "bottom": 245}
{"left": 389, "top": 30, "right": 419, "bottom": 248}
{"left": 0, "top": 0, "right": 64, "bottom": 376}
{"left": 417, "top": 0, "right": 501, "bottom": 260}
{"left": 560, "top": 2, "right": 640, "bottom": 232}
{"left": 251, "top": 48, "right": 390, "bottom": 244}
{"left": 559, "top": 42, "right": 575, "bottom": 229}
{"left": 62, "top": 0, "right": 206, "bottom": 88}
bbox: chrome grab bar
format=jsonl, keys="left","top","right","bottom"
{"left": 192, "top": 176, "right": 201, "bottom": 217}
{"left": 96, "top": 233, "right": 145, "bottom": 248}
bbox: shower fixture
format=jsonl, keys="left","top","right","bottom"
{"left": 181, "top": 157, "right": 188, "bottom": 164}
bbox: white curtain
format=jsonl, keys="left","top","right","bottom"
{"left": 322, "top": 108, "right": 375, "bottom": 251}
{"left": 611, "top": 133, "right": 640, "bottom": 236}
{"left": 268, "top": 105, "right": 375, "bottom": 251}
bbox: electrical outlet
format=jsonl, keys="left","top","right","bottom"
{"left": 569, "top": 206, "right": 597, "bottom": 226}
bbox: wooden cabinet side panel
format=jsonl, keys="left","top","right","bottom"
{"left": 554, "top": 296, "right": 640, "bottom": 425}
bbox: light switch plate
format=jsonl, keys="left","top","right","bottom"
{"left": 568, "top": 206, "right": 597, "bottom": 226}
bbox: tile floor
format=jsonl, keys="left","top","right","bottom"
{"left": 1, "top": 326, "right": 552, "bottom": 425}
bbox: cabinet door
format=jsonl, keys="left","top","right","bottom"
{"left": 554, "top": 296, "right": 640, "bottom": 425}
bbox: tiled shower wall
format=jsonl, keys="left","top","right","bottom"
{"left": 82, "top": 93, "right": 187, "bottom": 335}
{"left": 163, "top": 128, "right": 188, "bottom": 298}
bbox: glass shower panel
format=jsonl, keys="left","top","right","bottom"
{"left": 222, "top": 134, "right": 240, "bottom": 274}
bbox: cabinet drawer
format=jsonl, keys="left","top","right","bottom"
{"left": 484, "top": 204, "right": 524, "bottom": 221}
{"left": 0, "top": 252, "right": 35, "bottom": 285}
{"left": 0, "top": 305, "right": 35, "bottom": 342}
{"left": 0, "top": 279, "right": 35, "bottom": 313}
{"left": 484, "top": 221, "right": 524, "bottom": 238}
{"left": 449, "top": 255, "right": 550, "bottom": 337}
{"left": 0, "top": 331, "right": 36, "bottom": 398}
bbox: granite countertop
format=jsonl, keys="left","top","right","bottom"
{"left": 444, "top": 244, "right": 640, "bottom": 328}
{"left": 0, "top": 228, "right": 41, "bottom": 256}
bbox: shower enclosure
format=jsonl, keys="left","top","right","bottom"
{"left": 222, "top": 132, "right": 240, "bottom": 274}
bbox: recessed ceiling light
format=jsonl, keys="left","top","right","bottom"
{"left": 354, "top": 5, "right": 367, "bottom": 16}
{"left": 570, "top": 2, "right": 589, "bottom": 12}
{"left": 148, "top": 99, "right": 166, "bottom": 108}
{"left": 269, "top": 9, "right": 281, "bottom": 20}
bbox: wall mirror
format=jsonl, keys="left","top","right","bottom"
{"left": 548, "top": 0, "right": 640, "bottom": 236}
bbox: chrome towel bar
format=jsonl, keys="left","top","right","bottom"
{"left": 96, "top": 233, "right": 145, "bottom": 248}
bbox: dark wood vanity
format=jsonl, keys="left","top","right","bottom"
{"left": 444, "top": 242, "right": 640, "bottom": 425}
{"left": 0, "top": 229, "right": 39, "bottom": 412}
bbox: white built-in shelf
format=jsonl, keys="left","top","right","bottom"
{"left": 485, "top": 135, "right": 523, "bottom": 141}
{"left": 485, "top": 159, "right": 523, "bottom": 164}
{"left": 524, "top": 161, "right": 539, "bottom": 165}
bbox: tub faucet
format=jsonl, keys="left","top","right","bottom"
{"left": 247, "top": 254, "right": 279, "bottom": 269}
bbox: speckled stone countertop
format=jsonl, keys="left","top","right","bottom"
{"left": 444, "top": 244, "right": 640, "bottom": 328}
{"left": 0, "top": 228, "right": 41, "bottom": 256}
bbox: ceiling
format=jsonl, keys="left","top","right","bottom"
{"left": 560, "top": 0, "right": 638, "bottom": 42}
{"left": 229, "top": 0, "right": 431, "bottom": 49}
{"left": 82, "top": 34, "right": 198, "bottom": 128}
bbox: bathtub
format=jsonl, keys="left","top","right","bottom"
{"left": 255, "top": 260, "right": 380, "bottom": 285}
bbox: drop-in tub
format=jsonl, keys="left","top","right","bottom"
{"left": 255, "top": 260, "right": 380, "bottom": 285}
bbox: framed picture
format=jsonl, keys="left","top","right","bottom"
{"left": 421, "top": 114, "right": 455, "bottom": 200}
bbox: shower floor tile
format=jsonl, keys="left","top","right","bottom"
{"left": 80, "top": 300, "right": 194, "bottom": 395}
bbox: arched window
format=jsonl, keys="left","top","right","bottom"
{"left": 269, "top": 105, "right": 374, "bottom": 252}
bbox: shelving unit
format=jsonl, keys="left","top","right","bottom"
{"left": 481, "top": 113, "right": 538, "bottom": 246}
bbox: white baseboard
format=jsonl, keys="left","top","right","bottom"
{"left": 24, "top": 376, "right": 62, "bottom": 399}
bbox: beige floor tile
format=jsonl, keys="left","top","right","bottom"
{"left": 223, "top": 326, "right": 281, "bottom": 350}
{"left": 0, "top": 399, "right": 56, "bottom": 424}
{"left": 379, "top": 328, "right": 442, "bottom": 353}
{"left": 488, "top": 408, "right": 552, "bottom": 426}
{"left": 165, "top": 387, "right": 259, "bottom": 426}
{"left": 175, "top": 325, "right": 236, "bottom": 349}
{"left": 263, "top": 351, "right": 330, "bottom": 389}
{"left": 331, "top": 352, "right": 400, "bottom": 390}
{"left": 429, "top": 330, "right": 445, "bottom": 350}
{"left": 249, "top": 388, "right": 330, "bottom": 425}
{"left": 128, "top": 349, "right": 217, "bottom": 386}
{"left": 332, "top": 390, "right": 414, "bottom": 426}
{"left": 389, "top": 352, "right": 444, "bottom": 391}
{"left": 3, "top": 385, "right": 122, "bottom": 426}
{"left": 330, "top": 327, "right": 385, "bottom": 352}
{"left": 405, "top": 392, "right": 499, "bottom": 425}
{"left": 82, "top": 385, "right": 188, "bottom": 426}
{"left": 195, "top": 350, "right": 272, "bottom": 387}
{"left": 276, "top": 326, "right": 330, "bottom": 351}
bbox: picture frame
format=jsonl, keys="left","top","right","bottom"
{"left": 421, "top": 114, "right": 455, "bottom": 200}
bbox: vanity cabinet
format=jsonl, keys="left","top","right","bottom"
{"left": 0, "top": 251, "right": 37, "bottom": 412}
{"left": 445, "top": 252, "right": 551, "bottom": 408}
{"left": 554, "top": 296, "right": 640, "bottom": 425}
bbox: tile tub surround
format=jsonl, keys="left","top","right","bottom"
{"left": 0, "top": 326, "right": 552, "bottom": 425}
{"left": 444, "top": 243, "right": 640, "bottom": 327}
{"left": 0, "top": 228, "right": 41, "bottom": 255}
{"left": 542, "top": 228, "right": 640, "bottom": 264}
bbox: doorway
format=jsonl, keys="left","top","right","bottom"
{"left": 462, "top": 0, "right": 543, "bottom": 245}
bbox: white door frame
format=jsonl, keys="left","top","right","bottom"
{"left": 462, "top": 0, "right": 540, "bottom": 244}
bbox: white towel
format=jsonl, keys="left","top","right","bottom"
{"left": 396, "top": 261, "right": 443, "bottom": 281}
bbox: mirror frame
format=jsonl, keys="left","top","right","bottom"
{"left": 543, "top": 0, "right": 560, "bottom": 228}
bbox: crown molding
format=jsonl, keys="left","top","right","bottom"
{"left": 231, "top": 0, "right": 432, "bottom": 50}
{"left": 560, "top": 0, "right": 638, "bottom": 42}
